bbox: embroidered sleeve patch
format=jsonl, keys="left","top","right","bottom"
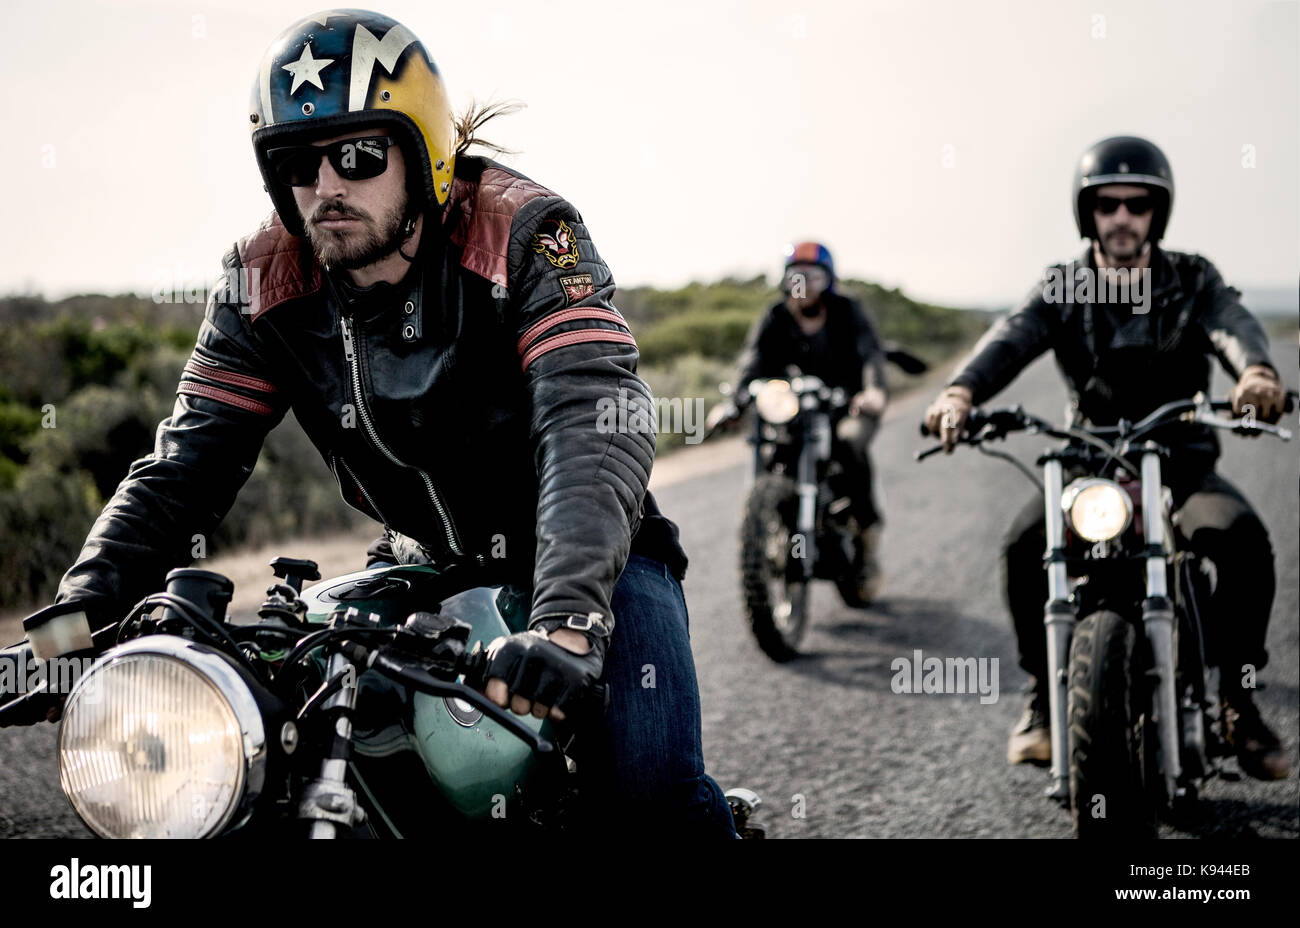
{"left": 532, "top": 218, "right": 580, "bottom": 269}
{"left": 559, "top": 273, "right": 596, "bottom": 304}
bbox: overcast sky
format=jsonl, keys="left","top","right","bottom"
{"left": 2, "top": 0, "right": 1296, "bottom": 308}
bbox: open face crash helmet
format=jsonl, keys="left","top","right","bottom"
{"left": 248, "top": 9, "right": 456, "bottom": 237}
{"left": 782, "top": 241, "right": 836, "bottom": 295}
{"left": 1073, "top": 136, "right": 1174, "bottom": 243}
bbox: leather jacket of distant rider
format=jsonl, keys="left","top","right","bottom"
{"left": 946, "top": 246, "right": 1277, "bottom": 468}
{"left": 53, "top": 155, "right": 685, "bottom": 641}
{"left": 734, "top": 290, "right": 888, "bottom": 405}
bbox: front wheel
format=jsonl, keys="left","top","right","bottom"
{"left": 741, "top": 475, "right": 810, "bottom": 662}
{"left": 1067, "top": 610, "right": 1158, "bottom": 838}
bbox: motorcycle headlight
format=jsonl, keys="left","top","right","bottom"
{"left": 58, "top": 637, "right": 266, "bottom": 838}
{"left": 1062, "top": 478, "right": 1132, "bottom": 543}
{"left": 754, "top": 380, "right": 799, "bottom": 424}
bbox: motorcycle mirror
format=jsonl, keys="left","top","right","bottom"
{"left": 270, "top": 557, "right": 321, "bottom": 593}
{"left": 885, "top": 346, "right": 929, "bottom": 375}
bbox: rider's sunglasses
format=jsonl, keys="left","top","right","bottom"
{"left": 1093, "top": 194, "right": 1155, "bottom": 216}
{"left": 782, "top": 264, "right": 830, "bottom": 291}
{"left": 265, "top": 136, "right": 396, "bottom": 187}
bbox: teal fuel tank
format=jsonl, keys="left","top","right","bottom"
{"left": 298, "top": 565, "right": 552, "bottom": 822}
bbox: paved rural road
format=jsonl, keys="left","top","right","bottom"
{"left": 1, "top": 342, "right": 1296, "bottom": 838}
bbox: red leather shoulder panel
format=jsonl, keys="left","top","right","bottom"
{"left": 446, "top": 167, "right": 556, "bottom": 285}
{"left": 235, "top": 213, "right": 323, "bottom": 322}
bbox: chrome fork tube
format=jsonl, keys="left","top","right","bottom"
{"left": 1041, "top": 458, "right": 1074, "bottom": 800}
{"left": 1140, "top": 451, "right": 1182, "bottom": 799}
{"left": 794, "top": 412, "right": 824, "bottom": 578}
{"left": 305, "top": 649, "right": 363, "bottom": 839}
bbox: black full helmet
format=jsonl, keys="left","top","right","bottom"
{"left": 1072, "top": 136, "right": 1174, "bottom": 242}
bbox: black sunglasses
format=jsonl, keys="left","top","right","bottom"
{"left": 266, "top": 136, "right": 396, "bottom": 187}
{"left": 1094, "top": 193, "right": 1155, "bottom": 216}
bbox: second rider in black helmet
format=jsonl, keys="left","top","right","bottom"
{"left": 924, "top": 136, "right": 1289, "bottom": 780}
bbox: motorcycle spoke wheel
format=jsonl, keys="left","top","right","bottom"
{"left": 741, "top": 475, "right": 810, "bottom": 662}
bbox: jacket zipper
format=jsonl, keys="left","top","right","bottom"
{"left": 340, "top": 313, "right": 467, "bottom": 559}
{"left": 336, "top": 455, "right": 387, "bottom": 524}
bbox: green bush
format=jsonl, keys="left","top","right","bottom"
{"left": 638, "top": 308, "right": 761, "bottom": 366}
{"left": 0, "top": 464, "right": 101, "bottom": 605}
{"left": 0, "top": 402, "right": 42, "bottom": 466}
{"left": 639, "top": 353, "right": 734, "bottom": 455}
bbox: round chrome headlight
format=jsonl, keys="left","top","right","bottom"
{"left": 754, "top": 380, "right": 799, "bottom": 424}
{"left": 1063, "top": 478, "right": 1132, "bottom": 543}
{"left": 58, "top": 637, "right": 266, "bottom": 838}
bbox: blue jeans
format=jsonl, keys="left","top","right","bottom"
{"left": 367, "top": 554, "right": 738, "bottom": 837}
{"left": 577, "top": 553, "right": 738, "bottom": 837}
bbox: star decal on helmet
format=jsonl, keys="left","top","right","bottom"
{"left": 283, "top": 43, "right": 335, "bottom": 96}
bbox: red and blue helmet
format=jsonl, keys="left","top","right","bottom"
{"left": 783, "top": 241, "right": 836, "bottom": 287}
{"left": 248, "top": 9, "right": 457, "bottom": 237}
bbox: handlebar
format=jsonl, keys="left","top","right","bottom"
{"left": 917, "top": 390, "right": 1295, "bottom": 462}
{"left": 353, "top": 609, "right": 610, "bottom": 731}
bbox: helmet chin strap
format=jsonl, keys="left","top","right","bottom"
{"left": 397, "top": 212, "right": 419, "bottom": 263}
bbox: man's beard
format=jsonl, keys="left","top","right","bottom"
{"left": 1098, "top": 225, "right": 1145, "bottom": 263}
{"left": 304, "top": 197, "right": 409, "bottom": 270}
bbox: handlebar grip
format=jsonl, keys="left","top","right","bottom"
{"left": 0, "top": 641, "right": 64, "bottom": 728}
{"left": 461, "top": 645, "right": 609, "bottom": 722}
{"left": 0, "top": 641, "right": 33, "bottom": 709}
{"left": 1211, "top": 389, "right": 1296, "bottom": 414}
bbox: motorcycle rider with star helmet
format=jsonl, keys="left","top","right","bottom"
{"left": 709, "top": 241, "right": 890, "bottom": 601}
{"left": 924, "top": 136, "right": 1290, "bottom": 780}
{"left": 44, "top": 8, "right": 751, "bottom": 836}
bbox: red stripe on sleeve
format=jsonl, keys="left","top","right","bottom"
{"left": 184, "top": 359, "right": 279, "bottom": 395}
{"left": 177, "top": 381, "right": 277, "bottom": 416}
{"left": 516, "top": 308, "right": 628, "bottom": 355}
{"left": 519, "top": 329, "right": 638, "bottom": 371}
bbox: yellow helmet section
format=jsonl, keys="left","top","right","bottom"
{"left": 368, "top": 51, "right": 456, "bottom": 205}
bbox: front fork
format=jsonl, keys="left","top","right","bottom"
{"left": 1041, "top": 459, "right": 1072, "bottom": 801}
{"left": 1139, "top": 449, "right": 1183, "bottom": 803}
{"left": 300, "top": 614, "right": 371, "bottom": 838}
{"left": 794, "top": 411, "right": 831, "bottom": 580}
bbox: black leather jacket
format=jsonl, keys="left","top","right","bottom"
{"left": 734, "top": 290, "right": 887, "bottom": 404}
{"left": 948, "top": 246, "right": 1276, "bottom": 467}
{"left": 53, "top": 156, "right": 685, "bottom": 641}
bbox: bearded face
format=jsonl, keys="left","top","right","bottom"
{"left": 1091, "top": 182, "right": 1156, "bottom": 263}
{"left": 289, "top": 126, "right": 414, "bottom": 271}
{"left": 303, "top": 191, "right": 409, "bottom": 270}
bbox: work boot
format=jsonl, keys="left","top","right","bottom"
{"left": 1221, "top": 689, "right": 1290, "bottom": 781}
{"left": 1007, "top": 679, "right": 1051, "bottom": 766}
{"left": 853, "top": 523, "right": 883, "bottom": 603}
